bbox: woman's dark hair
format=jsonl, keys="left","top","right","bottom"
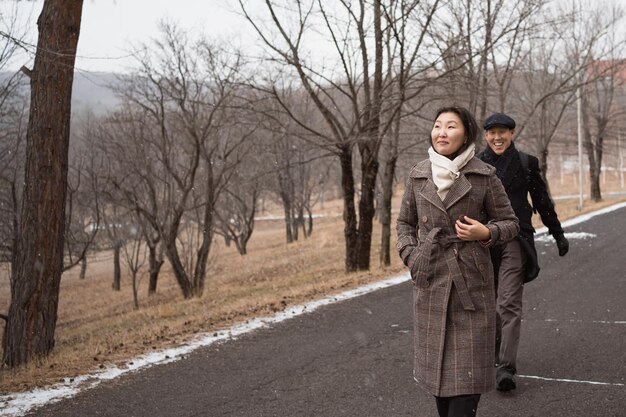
{"left": 433, "top": 105, "right": 479, "bottom": 156}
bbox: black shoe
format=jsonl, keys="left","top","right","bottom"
{"left": 496, "top": 368, "right": 516, "bottom": 391}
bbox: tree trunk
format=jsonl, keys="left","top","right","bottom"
{"left": 589, "top": 163, "right": 602, "bottom": 201}
{"left": 581, "top": 95, "right": 602, "bottom": 202}
{"left": 131, "top": 272, "right": 139, "bottom": 310}
{"left": 355, "top": 1, "right": 383, "bottom": 272}
{"left": 280, "top": 192, "right": 293, "bottom": 243}
{"left": 3, "top": 0, "right": 83, "bottom": 368}
{"left": 79, "top": 256, "right": 87, "bottom": 280}
{"left": 590, "top": 131, "right": 604, "bottom": 202}
{"left": 291, "top": 205, "right": 299, "bottom": 241}
{"left": 112, "top": 241, "right": 121, "bottom": 291}
{"left": 147, "top": 243, "right": 163, "bottom": 295}
{"left": 297, "top": 203, "right": 306, "bottom": 239}
{"left": 339, "top": 148, "right": 358, "bottom": 272}
{"left": 305, "top": 205, "right": 313, "bottom": 238}
{"left": 379, "top": 154, "right": 396, "bottom": 267}
{"left": 164, "top": 237, "right": 193, "bottom": 299}
{"left": 235, "top": 237, "right": 247, "bottom": 255}
{"left": 191, "top": 181, "right": 215, "bottom": 298}
{"left": 477, "top": 0, "right": 492, "bottom": 123}
{"left": 356, "top": 143, "right": 379, "bottom": 271}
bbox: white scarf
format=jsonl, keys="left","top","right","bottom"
{"left": 428, "top": 143, "right": 476, "bottom": 201}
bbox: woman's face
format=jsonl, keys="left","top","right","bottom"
{"left": 431, "top": 112, "right": 466, "bottom": 157}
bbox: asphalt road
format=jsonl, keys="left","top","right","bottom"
{"left": 22, "top": 205, "right": 626, "bottom": 417}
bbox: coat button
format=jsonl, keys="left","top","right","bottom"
{"left": 479, "top": 264, "right": 485, "bottom": 271}
{"left": 422, "top": 216, "right": 428, "bottom": 223}
{"left": 422, "top": 280, "right": 430, "bottom": 288}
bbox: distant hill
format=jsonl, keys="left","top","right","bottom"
{"left": 1, "top": 70, "right": 122, "bottom": 115}
{"left": 71, "top": 71, "right": 121, "bottom": 114}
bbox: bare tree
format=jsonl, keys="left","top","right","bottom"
{"left": 459, "top": 0, "right": 626, "bottom": 192}
{"left": 435, "top": 0, "right": 545, "bottom": 120}
{"left": 534, "top": 1, "right": 625, "bottom": 198}
{"left": 250, "top": 89, "right": 330, "bottom": 243}
{"left": 138, "top": 213, "right": 163, "bottom": 296}
{"left": 63, "top": 150, "right": 100, "bottom": 274}
{"left": 79, "top": 110, "right": 165, "bottom": 293}
{"left": 581, "top": 59, "right": 626, "bottom": 201}
{"left": 92, "top": 105, "right": 177, "bottom": 294}
{"left": 509, "top": 33, "right": 580, "bottom": 183}
{"left": 3, "top": 0, "right": 84, "bottom": 368}
{"left": 120, "top": 222, "right": 146, "bottom": 310}
{"left": 376, "top": 0, "right": 443, "bottom": 266}
{"left": 239, "top": 0, "right": 406, "bottom": 271}
{"left": 291, "top": 143, "right": 327, "bottom": 239}
{"left": 99, "top": 204, "right": 128, "bottom": 291}
{"left": 214, "top": 175, "right": 260, "bottom": 256}
{"left": 105, "top": 23, "right": 249, "bottom": 298}
{"left": 274, "top": 131, "right": 297, "bottom": 243}
{"left": 267, "top": 128, "right": 320, "bottom": 242}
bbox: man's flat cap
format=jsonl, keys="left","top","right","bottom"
{"left": 483, "top": 113, "right": 516, "bottom": 130}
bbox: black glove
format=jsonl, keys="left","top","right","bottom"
{"left": 554, "top": 233, "right": 569, "bottom": 256}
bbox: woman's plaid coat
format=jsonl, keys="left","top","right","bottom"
{"left": 396, "top": 157, "right": 519, "bottom": 397}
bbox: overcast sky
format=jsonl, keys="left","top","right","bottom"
{"left": 2, "top": 0, "right": 626, "bottom": 74}
{"left": 1, "top": 0, "right": 259, "bottom": 73}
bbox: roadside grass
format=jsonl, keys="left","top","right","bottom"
{"left": 0, "top": 175, "right": 624, "bottom": 393}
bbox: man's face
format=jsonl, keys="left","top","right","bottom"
{"left": 484, "top": 126, "right": 515, "bottom": 155}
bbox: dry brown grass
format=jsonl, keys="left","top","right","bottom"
{"left": 0, "top": 172, "right": 624, "bottom": 394}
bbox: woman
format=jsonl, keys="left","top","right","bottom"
{"left": 396, "top": 106, "right": 519, "bottom": 417}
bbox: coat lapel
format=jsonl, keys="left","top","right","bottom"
{"left": 442, "top": 158, "right": 492, "bottom": 209}
{"left": 420, "top": 180, "right": 447, "bottom": 214}
{"left": 442, "top": 174, "right": 471, "bottom": 209}
{"left": 410, "top": 161, "right": 447, "bottom": 215}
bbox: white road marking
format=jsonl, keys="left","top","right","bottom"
{"left": 544, "top": 319, "right": 626, "bottom": 324}
{"left": 518, "top": 374, "right": 625, "bottom": 387}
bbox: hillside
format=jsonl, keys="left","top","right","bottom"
{"left": 71, "top": 71, "right": 121, "bottom": 114}
{"left": 1, "top": 70, "right": 121, "bottom": 115}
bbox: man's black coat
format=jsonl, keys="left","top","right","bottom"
{"left": 478, "top": 144, "right": 564, "bottom": 282}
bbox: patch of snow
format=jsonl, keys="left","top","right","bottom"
{"left": 535, "top": 232, "right": 596, "bottom": 243}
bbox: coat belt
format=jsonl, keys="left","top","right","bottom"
{"left": 418, "top": 227, "right": 476, "bottom": 311}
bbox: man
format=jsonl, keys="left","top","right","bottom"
{"left": 478, "top": 113, "right": 569, "bottom": 392}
